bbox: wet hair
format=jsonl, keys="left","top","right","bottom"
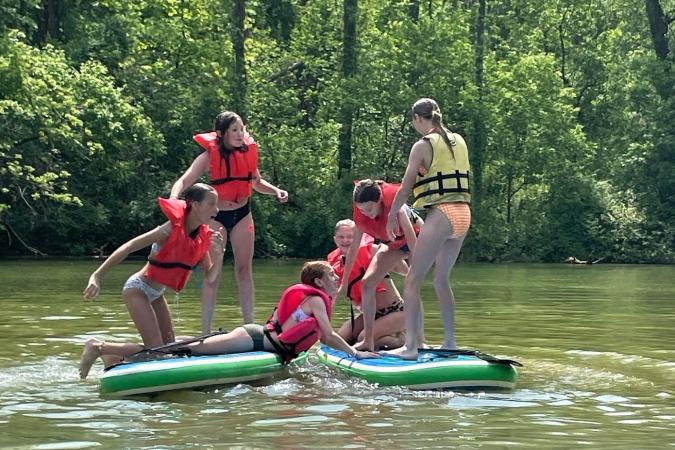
{"left": 334, "top": 219, "right": 355, "bottom": 233}
{"left": 300, "top": 261, "right": 333, "bottom": 288}
{"left": 213, "top": 111, "right": 247, "bottom": 162}
{"left": 411, "top": 98, "right": 456, "bottom": 157}
{"left": 353, "top": 179, "right": 382, "bottom": 204}
{"left": 184, "top": 183, "right": 216, "bottom": 213}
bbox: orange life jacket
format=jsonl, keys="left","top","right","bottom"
{"left": 327, "top": 243, "right": 386, "bottom": 305}
{"left": 353, "top": 181, "right": 417, "bottom": 251}
{"left": 193, "top": 131, "right": 259, "bottom": 203}
{"left": 145, "top": 198, "right": 213, "bottom": 291}
{"left": 265, "top": 284, "right": 332, "bottom": 362}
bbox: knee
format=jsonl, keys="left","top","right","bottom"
{"left": 234, "top": 262, "right": 252, "bottom": 279}
{"left": 405, "top": 272, "right": 424, "bottom": 290}
{"left": 433, "top": 273, "right": 450, "bottom": 289}
{"left": 361, "top": 276, "right": 378, "bottom": 292}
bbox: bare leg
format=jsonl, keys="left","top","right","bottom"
{"left": 123, "top": 290, "right": 165, "bottom": 348}
{"left": 151, "top": 297, "right": 175, "bottom": 344}
{"left": 201, "top": 221, "right": 226, "bottom": 334}
{"left": 373, "top": 332, "right": 405, "bottom": 350}
{"left": 359, "top": 248, "right": 407, "bottom": 351}
{"left": 79, "top": 339, "right": 144, "bottom": 379}
{"left": 383, "top": 209, "right": 452, "bottom": 360}
{"left": 230, "top": 213, "right": 255, "bottom": 324}
{"left": 187, "top": 327, "right": 254, "bottom": 355}
{"left": 338, "top": 313, "right": 364, "bottom": 345}
{"left": 433, "top": 235, "right": 465, "bottom": 349}
{"left": 79, "top": 339, "right": 102, "bottom": 379}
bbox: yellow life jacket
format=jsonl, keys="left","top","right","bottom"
{"left": 412, "top": 131, "right": 471, "bottom": 208}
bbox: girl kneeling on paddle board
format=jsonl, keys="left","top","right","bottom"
{"left": 328, "top": 219, "right": 408, "bottom": 350}
{"left": 82, "top": 183, "right": 224, "bottom": 353}
{"left": 79, "top": 261, "right": 378, "bottom": 378}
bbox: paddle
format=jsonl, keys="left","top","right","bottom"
{"left": 418, "top": 348, "right": 523, "bottom": 367}
{"left": 125, "top": 328, "right": 229, "bottom": 362}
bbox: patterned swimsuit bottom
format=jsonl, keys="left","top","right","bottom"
{"left": 434, "top": 202, "right": 471, "bottom": 239}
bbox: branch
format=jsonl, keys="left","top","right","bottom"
{"left": 268, "top": 61, "right": 305, "bottom": 82}
{"left": 4, "top": 222, "right": 46, "bottom": 256}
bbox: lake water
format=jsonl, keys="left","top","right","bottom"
{"left": 0, "top": 260, "right": 673, "bottom": 448}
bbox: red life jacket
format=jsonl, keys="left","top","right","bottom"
{"left": 145, "top": 198, "right": 213, "bottom": 291}
{"left": 353, "top": 181, "right": 414, "bottom": 251}
{"left": 265, "top": 284, "right": 332, "bottom": 362}
{"left": 193, "top": 131, "right": 259, "bottom": 203}
{"left": 327, "top": 243, "right": 386, "bottom": 306}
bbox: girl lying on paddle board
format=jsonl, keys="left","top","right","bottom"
{"left": 82, "top": 183, "right": 224, "bottom": 352}
{"left": 79, "top": 261, "right": 378, "bottom": 378}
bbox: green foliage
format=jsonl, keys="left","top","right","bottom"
{"left": 0, "top": 0, "right": 673, "bottom": 263}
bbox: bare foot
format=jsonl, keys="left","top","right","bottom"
{"left": 441, "top": 340, "right": 457, "bottom": 350}
{"left": 79, "top": 338, "right": 102, "bottom": 379}
{"left": 354, "top": 340, "right": 375, "bottom": 352}
{"left": 381, "top": 345, "right": 419, "bottom": 361}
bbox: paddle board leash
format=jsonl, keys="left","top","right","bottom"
{"left": 418, "top": 348, "right": 523, "bottom": 367}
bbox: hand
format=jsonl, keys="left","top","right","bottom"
{"left": 276, "top": 189, "right": 288, "bottom": 203}
{"left": 354, "top": 340, "right": 375, "bottom": 352}
{"left": 83, "top": 273, "right": 101, "bottom": 300}
{"left": 337, "top": 282, "right": 348, "bottom": 299}
{"left": 210, "top": 231, "right": 224, "bottom": 253}
{"left": 385, "top": 212, "right": 399, "bottom": 241}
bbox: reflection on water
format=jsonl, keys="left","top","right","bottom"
{"left": 0, "top": 260, "right": 674, "bottom": 448}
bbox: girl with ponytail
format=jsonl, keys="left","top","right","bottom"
{"left": 383, "top": 98, "right": 472, "bottom": 360}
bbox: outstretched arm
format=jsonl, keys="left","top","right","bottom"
{"left": 200, "top": 231, "right": 225, "bottom": 334}
{"left": 170, "top": 152, "right": 210, "bottom": 198}
{"left": 307, "top": 296, "right": 379, "bottom": 359}
{"left": 252, "top": 169, "right": 288, "bottom": 203}
{"left": 386, "top": 140, "right": 430, "bottom": 240}
{"left": 83, "top": 223, "right": 171, "bottom": 299}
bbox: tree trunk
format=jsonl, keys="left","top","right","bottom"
{"left": 338, "top": 0, "right": 358, "bottom": 180}
{"left": 231, "top": 0, "right": 247, "bottom": 119}
{"left": 471, "top": 0, "right": 487, "bottom": 204}
{"left": 645, "top": 0, "right": 669, "bottom": 60}
{"left": 409, "top": 0, "right": 419, "bottom": 22}
{"left": 35, "top": 0, "right": 63, "bottom": 45}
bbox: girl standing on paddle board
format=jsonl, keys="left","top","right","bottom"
{"left": 170, "top": 111, "right": 288, "bottom": 331}
{"left": 338, "top": 180, "right": 421, "bottom": 352}
{"left": 79, "top": 261, "right": 378, "bottom": 378}
{"left": 83, "top": 183, "right": 224, "bottom": 351}
{"left": 383, "top": 98, "right": 471, "bottom": 360}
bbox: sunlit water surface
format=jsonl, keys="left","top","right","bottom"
{"left": 0, "top": 260, "right": 673, "bottom": 448}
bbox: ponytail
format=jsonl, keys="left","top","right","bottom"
{"left": 412, "top": 98, "right": 456, "bottom": 158}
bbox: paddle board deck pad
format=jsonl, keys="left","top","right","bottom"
{"left": 316, "top": 345, "right": 519, "bottom": 389}
{"left": 99, "top": 351, "right": 307, "bottom": 396}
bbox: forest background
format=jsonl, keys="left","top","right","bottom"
{"left": 1, "top": 0, "right": 673, "bottom": 263}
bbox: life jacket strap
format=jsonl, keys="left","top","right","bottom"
{"left": 413, "top": 170, "right": 470, "bottom": 201}
{"left": 147, "top": 259, "right": 196, "bottom": 271}
{"left": 211, "top": 172, "right": 254, "bottom": 185}
{"left": 263, "top": 327, "right": 295, "bottom": 364}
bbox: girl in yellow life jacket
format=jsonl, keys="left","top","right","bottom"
{"left": 383, "top": 98, "right": 471, "bottom": 361}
